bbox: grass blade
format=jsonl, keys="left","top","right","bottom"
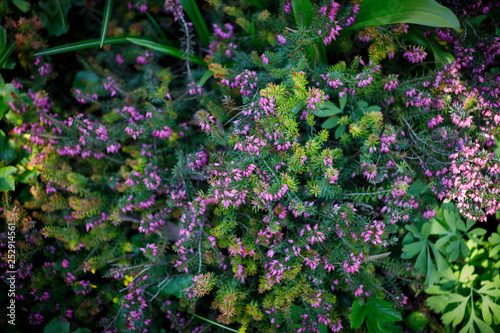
{"left": 199, "top": 70, "right": 213, "bottom": 87}
{"left": 34, "top": 37, "right": 136, "bottom": 56}
{"left": 0, "top": 42, "right": 16, "bottom": 69}
{"left": 178, "top": 0, "right": 210, "bottom": 47}
{"left": 145, "top": 12, "right": 174, "bottom": 46}
{"left": 100, "top": 0, "right": 113, "bottom": 48}
{"left": 350, "top": 0, "right": 460, "bottom": 30}
{"left": 291, "top": 0, "right": 313, "bottom": 27}
{"left": 127, "top": 38, "right": 206, "bottom": 66}
{"left": 52, "top": 0, "right": 67, "bottom": 31}
{"left": 192, "top": 314, "right": 239, "bottom": 332}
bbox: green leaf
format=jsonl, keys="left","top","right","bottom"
{"left": 339, "top": 95, "right": 347, "bottom": 110}
{"left": 443, "top": 208, "right": 456, "bottom": 232}
{"left": 39, "top": 0, "right": 71, "bottom": 36}
{"left": 401, "top": 240, "right": 425, "bottom": 259}
{"left": 442, "top": 299, "right": 467, "bottom": 327}
{"left": 350, "top": 299, "right": 366, "bottom": 328}
{"left": 350, "top": 0, "right": 460, "bottom": 30}
{"left": 404, "top": 312, "right": 427, "bottom": 331}
{"left": 0, "top": 42, "right": 16, "bottom": 69}
{"left": 334, "top": 124, "right": 346, "bottom": 139}
{"left": 247, "top": 0, "right": 266, "bottom": 9}
{"left": 179, "top": 0, "right": 210, "bottom": 47}
{"left": 0, "top": 27, "right": 6, "bottom": 49}
{"left": 0, "top": 166, "right": 17, "bottom": 191}
{"left": 127, "top": 38, "right": 207, "bottom": 66}
{"left": 317, "top": 101, "right": 342, "bottom": 117}
{"left": 145, "top": 12, "right": 173, "bottom": 45}
{"left": 321, "top": 116, "right": 339, "bottom": 129}
{"left": 0, "top": 82, "right": 16, "bottom": 120}
{"left": 100, "top": 0, "right": 113, "bottom": 48}
{"left": 481, "top": 296, "right": 500, "bottom": 325}
{"left": 72, "top": 329, "right": 92, "bottom": 333}
{"left": 291, "top": 0, "right": 313, "bottom": 27}
{"left": 160, "top": 275, "right": 193, "bottom": 298}
{"left": 43, "top": 317, "right": 70, "bottom": 333}
{"left": 12, "top": 0, "right": 30, "bottom": 12}
{"left": 0, "top": 138, "right": 18, "bottom": 163}
{"left": 467, "top": 228, "right": 486, "bottom": 237}
{"left": 421, "top": 222, "right": 431, "bottom": 239}
{"left": 367, "top": 298, "right": 402, "bottom": 322}
{"left": 199, "top": 70, "right": 213, "bottom": 87}
{"left": 35, "top": 36, "right": 134, "bottom": 56}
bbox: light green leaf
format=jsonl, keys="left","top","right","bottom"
{"left": 321, "top": 116, "right": 339, "bottom": 129}
{"left": 100, "top": 0, "right": 113, "bottom": 48}
{"left": 467, "top": 228, "right": 486, "bottom": 237}
{"left": 443, "top": 209, "right": 456, "bottom": 232}
{"left": 0, "top": 166, "right": 17, "bottom": 191}
{"left": 401, "top": 240, "right": 425, "bottom": 259}
{"left": 179, "top": 0, "right": 210, "bottom": 47}
{"left": 127, "top": 38, "right": 206, "bottom": 66}
{"left": 442, "top": 299, "right": 467, "bottom": 327}
{"left": 481, "top": 296, "right": 500, "bottom": 325}
{"left": 430, "top": 218, "right": 448, "bottom": 235}
{"left": 339, "top": 94, "right": 347, "bottom": 110}
{"left": 421, "top": 222, "right": 431, "bottom": 239}
{"left": 350, "top": 0, "right": 460, "bottom": 30}
{"left": 459, "top": 264, "right": 475, "bottom": 284}
{"left": 490, "top": 244, "right": 500, "bottom": 258}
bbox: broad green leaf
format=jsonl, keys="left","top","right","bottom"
{"left": 44, "top": 317, "right": 70, "bottom": 333}
{"left": 291, "top": 0, "right": 313, "bottom": 27}
{"left": 467, "top": 228, "right": 486, "bottom": 237}
{"left": 127, "top": 38, "right": 206, "bottom": 66}
{"left": 469, "top": 317, "right": 494, "bottom": 333}
{"left": 35, "top": 37, "right": 136, "bottom": 56}
{"left": 12, "top": 0, "right": 30, "bottom": 12}
{"left": 160, "top": 275, "right": 193, "bottom": 298}
{"left": 339, "top": 95, "right": 347, "bottom": 110}
{"left": 321, "top": 116, "right": 339, "bottom": 129}
{"left": 429, "top": 243, "right": 449, "bottom": 272}
{"left": 446, "top": 240, "right": 460, "bottom": 262}
{"left": 179, "top": 0, "right": 210, "bottom": 47}
{"left": 443, "top": 209, "right": 456, "bottom": 232}
{"left": 317, "top": 101, "right": 342, "bottom": 117}
{"left": 100, "top": 0, "right": 113, "bottom": 48}
{"left": 365, "top": 316, "right": 385, "bottom": 333}
{"left": 350, "top": 299, "right": 366, "bottom": 328}
{"left": 481, "top": 296, "right": 500, "bottom": 325}
{"left": 490, "top": 244, "right": 500, "bottom": 258}
{"left": 0, "top": 138, "right": 18, "bottom": 163}
{"left": 350, "top": 0, "right": 460, "bottom": 31}
{"left": 367, "top": 298, "right": 402, "bottom": 322}
{"left": 426, "top": 295, "right": 448, "bottom": 312}
{"left": 334, "top": 124, "right": 346, "bottom": 139}
{"left": 458, "top": 264, "right": 475, "bottom": 284}
{"left": 421, "top": 222, "right": 431, "bottom": 239}
{"left": 0, "top": 82, "right": 16, "bottom": 119}
{"left": 478, "top": 276, "right": 500, "bottom": 297}
{"left": 404, "top": 312, "right": 427, "bottom": 331}
{"left": 0, "top": 166, "right": 17, "bottom": 191}
{"left": 408, "top": 179, "right": 427, "bottom": 196}
{"left": 430, "top": 218, "right": 448, "bottom": 235}
{"left": 414, "top": 244, "right": 427, "bottom": 272}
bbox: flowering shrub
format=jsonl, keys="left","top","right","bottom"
{"left": 1, "top": 0, "right": 500, "bottom": 332}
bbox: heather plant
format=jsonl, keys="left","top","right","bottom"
{"left": 1, "top": 0, "right": 500, "bottom": 333}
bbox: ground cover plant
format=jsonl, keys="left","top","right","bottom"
{"left": 1, "top": 0, "right": 500, "bottom": 332}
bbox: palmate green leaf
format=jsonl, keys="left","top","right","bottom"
{"left": 441, "top": 296, "right": 468, "bottom": 327}
{"left": 127, "top": 38, "right": 207, "bottom": 66}
{"left": 316, "top": 101, "right": 342, "bottom": 117}
{"left": 460, "top": 308, "right": 494, "bottom": 333}
{"left": 100, "top": 0, "right": 113, "bottom": 48}
{"left": 478, "top": 275, "right": 500, "bottom": 297}
{"left": 481, "top": 296, "right": 500, "bottom": 325}
{"left": 350, "top": 298, "right": 402, "bottom": 330}
{"left": 350, "top": 0, "right": 460, "bottom": 31}
{"left": 179, "top": 0, "right": 210, "bottom": 47}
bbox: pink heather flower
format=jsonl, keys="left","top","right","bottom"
{"left": 428, "top": 114, "right": 444, "bottom": 128}
{"left": 115, "top": 54, "right": 124, "bottom": 65}
{"left": 188, "top": 82, "right": 202, "bottom": 96}
{"left": 62, "top": 259, "right": 70, "bottom": 268}
{"left": 403, "top": 46, "right": 427, "bottom": 63}
{"left": 213, "top": 23, "right": 234, "bottom": 39}
{"left": 284, "top": 0, "right": 291, "bottom": 13}
{"left": 354, "top": 285, "right": 364, "bottom": 297}
{"left": 140, "top": 5, "right": 147, "bottom": 12}
{"left": 261, "top": 53, "right": 269, "bottom": 65}
{"left": 277, "top": 34, "right": 286, "bottom": 45}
